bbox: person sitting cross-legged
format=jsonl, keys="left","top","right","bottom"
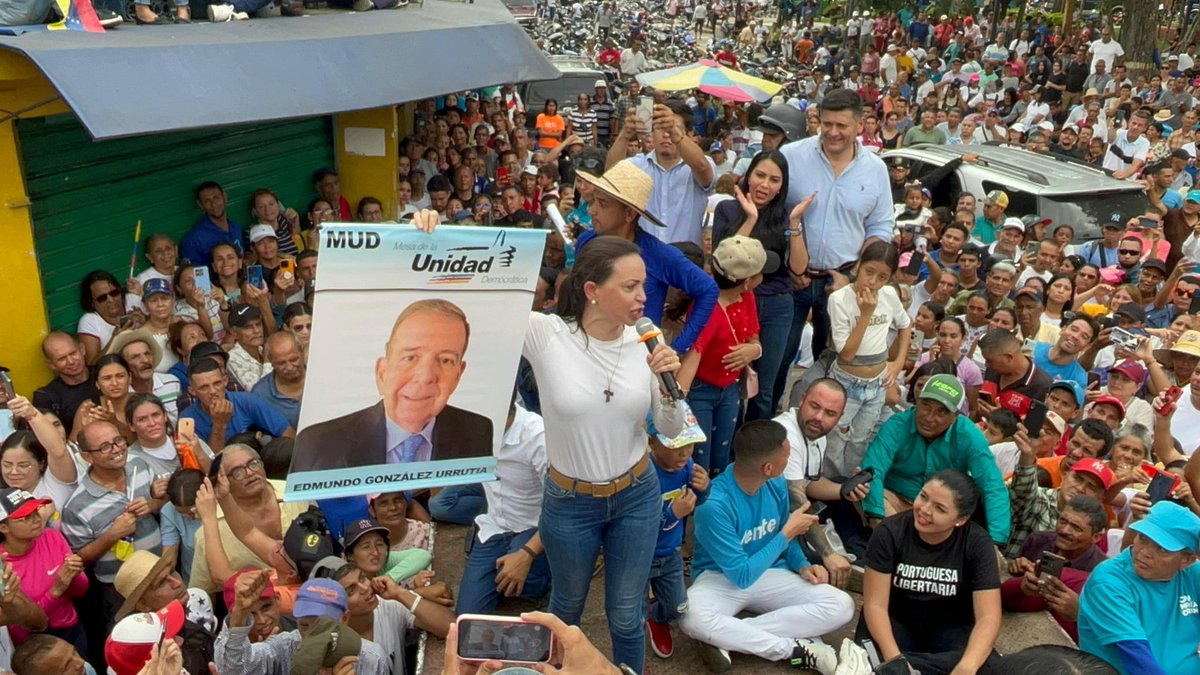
{"left": 678, "top": 419, "right": 854, "bottom": 674}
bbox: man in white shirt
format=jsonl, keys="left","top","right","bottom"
{"left": 1088, "top": 26, "right": 1124, "bottom": 72}
{"left": 456, "top": 402, "right": 551, "bottom": 614}
{"left": 1179, "top": 45, "right": 1197, "bottom": 73}
{"left": 879, "top": 44, "right": 899, "bottom": 86}
{"left": 775, "top": 378, "right": 873, "bottom": 585}
{"left": 619, "top": 39, "right": 649, "bottom": 77}
{"left": 1103, "top": 109, "right": 1151, "bottom": 179}
{"left": 1008, "top": 29, "right": 1032, "bottom": 60}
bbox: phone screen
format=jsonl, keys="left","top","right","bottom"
{"left": 456, "top": 617, "right": 552, "bottom": 663}
{"left": 0, "top": 372, "right": 13, "bottom": 406}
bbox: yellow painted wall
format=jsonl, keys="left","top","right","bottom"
{"left": 0, "top": 53, "right": 71, "bottom": 395}
{"left": 334, "top": 107, "right": 400, "bottom": 221}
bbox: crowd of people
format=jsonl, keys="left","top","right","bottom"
{"left": 5, "top": 2, "right": 1200, "bottom": 675}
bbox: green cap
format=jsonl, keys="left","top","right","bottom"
{"left": 919, "top": 374, "right": 965, "bottom": 412}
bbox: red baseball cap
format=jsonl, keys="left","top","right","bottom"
{"left": 1071, "top": 458, "right": 1115, "bottom": 490}
{"left": 104, "top": 600, "right": 186, "bottom": 675}
{"left": 1092, "top": 395, "right": 1127, "bottom": 419}
{"left": 222, "top": 567, "right": 276, "bottom": 611}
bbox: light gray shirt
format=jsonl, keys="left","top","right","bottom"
{"left": 214, "top": 620, "right": 390, "bottom": 675}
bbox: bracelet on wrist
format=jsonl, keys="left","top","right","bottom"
{"left": 520, "top": 544, "right": 537, "bottom": 559}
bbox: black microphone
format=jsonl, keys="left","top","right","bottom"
{"left": 635, "top": 317, "right": 685, "bottom": 401}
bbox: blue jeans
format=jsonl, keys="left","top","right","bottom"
{"left": 775, "top": 280, "right": 832, "bottom": 420}
{"left": 828, "top": 362, "right": 886, "bottom": 471}
{"left": 231, "top": 0, "right": 275, "bottom": 10}
{"left": 540, "top": 467, "right": 660, "bottom": 674}
{"left": 685, "top": 380, "right": 739, "bottom": 475}
{"left": 746, "top": 292, "right": 795, "bottom": 421}
{"left": 429, "top": 483, "right": 486, "bottom": 525}
{"left": 646, "top": 549, "right": 688, "bottom": 624}
{"left": 457, "top": 528, "right": 552, "bottom": 615}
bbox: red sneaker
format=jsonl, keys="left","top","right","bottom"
{"left": 646, "top": 615, "right": 674, "bottom": 658}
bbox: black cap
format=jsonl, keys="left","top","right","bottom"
{"left": 189, "top": 341, "right": 227, "bottom": 366}
{"left": 1115, "top": 302, "right": 1147, "bottom": 323}
{"left": 1142, "top": 258, "right": 1168, "bottom": 274}
{"left": 340, "top": 518, "right": 391, "bottom": 553}
{"left": 887, "top": 156, "right": 909, "bottom": 167}
{"left": 228, "top": 303, "right": 263, "bottom": 329}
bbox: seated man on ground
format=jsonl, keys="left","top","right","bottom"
{"left": 678, "top": 420, "right": 854, "bottom": 674}
{"left": 861, "top": 375, "right": 1011, "bottom": 547}
{"left": 1079, "top": 501, "right": 1200, "bottom": 674}
{"left": 1003, "top": 495, "right": 1109, "bottom": 641}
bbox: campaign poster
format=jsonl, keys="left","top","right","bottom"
{"left": 284, "top": 224, "right": 546, "bottom": 502}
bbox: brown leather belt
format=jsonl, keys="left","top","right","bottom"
{"left": 548, "top": 453, "right": 650, "bottom": 498}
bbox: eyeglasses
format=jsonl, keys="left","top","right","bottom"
{"left": 93, "top": 289, "right": 123, "bottom": 303}
{"left": 1118, "top": 249, "right": 1142, "bottom": 255}
{"left": 1177, "top": 288, "right": 1196, "bottom": 298}
{"left": 86, "top": 436, "right": 128, "bottom": 455}
{"left": 227, "top": 458, "right": 263, "bottom": 480}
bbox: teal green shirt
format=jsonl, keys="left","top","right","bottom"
{"left": 974, "top": 215, "right": 998, "bottom": 244}
{"left": 861, "top": 409, "right": 1011, "bottom": 544}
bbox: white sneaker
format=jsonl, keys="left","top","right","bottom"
{"left": 207, "top": 3, "right": 235, "bottom": 20}
{"left": 789, "top": 638, "right": 837, "bottom": 675}
{"left": 232, "top": 11, "right": 249, "bottom": 18}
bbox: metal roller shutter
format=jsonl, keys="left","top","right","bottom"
{"left": 18, "top": 114, "right": 334, "bottom": 332}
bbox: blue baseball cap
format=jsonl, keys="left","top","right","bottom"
{"left": 142, "top": 278, "right": 172, "bottom": 299}
{"left": 1049, "top": 380, "right": 1085, "bottom": 408}
{"left": 1130, "top": 501, "right": 1200, "bottom": 553}
{"left": 293, "top": 579, "right": 348, "bottom": 620}
{"left": 1187, "top": 189, "right": 1200, "bottom": 204}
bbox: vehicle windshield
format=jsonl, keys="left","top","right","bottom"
{"left": 1038, "top": 190, "right": 1148, "bottom": 243}
{"left": 524, "top": 77, "right": 596, "bottom": 119}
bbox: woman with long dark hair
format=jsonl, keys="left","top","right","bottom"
{"left": 523, "top": 235, "right": 686, "bottom": 672}
{"left": 712, "top": 150, "right": 812, "bottom": 421}
{"left": 77, "top": 270, "right": 132, "bottom": 365}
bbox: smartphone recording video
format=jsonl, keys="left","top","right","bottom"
{"left": 456, "top": 615, "right": 553, "bottom": 664}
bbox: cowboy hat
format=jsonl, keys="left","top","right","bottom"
{"left": 576, "top": 160, "right": 668, "bottom": 228}
{"left": 114, "top": 551, "right": 176, "bottom": 620}
{"left": 106, "top": 327, "right": 163, "bottom": 368}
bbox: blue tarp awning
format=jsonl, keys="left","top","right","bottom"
{"left": 0, "top": 1, "right": 558, "bottom": 139}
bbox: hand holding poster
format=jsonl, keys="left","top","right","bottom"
{"left": 285, "top": 224, "right": 545, "bottom": 501}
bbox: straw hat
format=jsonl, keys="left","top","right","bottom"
{"left": 1082, "top": 87, "right": 1100, "bottom": 99}
{"left": 1154, "top": 109, "right": 1174, "bottom": 123}
{"left": 115, "top": 551, "right": 175, "bottom": 620}
{"left": 575, "top": 160, "right": 667, "bottom": 228}
{"left": 106, "top": 327, "right": 163, "bottom": 368}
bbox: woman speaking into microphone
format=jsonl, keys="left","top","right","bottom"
{"left": 413, "top": 206, "right": 686, "bottom": 674}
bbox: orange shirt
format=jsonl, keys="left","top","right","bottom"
{"left": 536, "top": 113, "right": 566, "bottom": 149}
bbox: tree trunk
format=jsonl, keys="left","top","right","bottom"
{"left": 1120, "top": 0, "right": 1161, "bottom": 77}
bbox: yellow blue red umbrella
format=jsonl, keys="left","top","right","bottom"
{"left": 635, "top": 59, "right": 783, "bottom": 102}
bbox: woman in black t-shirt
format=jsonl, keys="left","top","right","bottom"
{"left": 859, "top": 469, "right": 1003, "bottom": 675}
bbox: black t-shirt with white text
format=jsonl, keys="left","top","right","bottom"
{"left": 865, "top": 511, "right": 1000, "bottom": 632}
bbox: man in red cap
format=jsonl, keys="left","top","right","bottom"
{"left": 1085, "top": 395, "right": 1126, "bottom": 432}
{"left": 1005, "top": 422, "right": 1116, "bottom": 558}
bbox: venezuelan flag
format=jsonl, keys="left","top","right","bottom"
{"left": 48, "top": 0, "right": 105, "bottom": 32}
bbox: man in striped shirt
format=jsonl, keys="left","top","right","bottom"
{"left": 62, "top": 420, "right": 164, "bottom": 653}
{"left": 592, "top": 80, "right": 616, "bottom": 146}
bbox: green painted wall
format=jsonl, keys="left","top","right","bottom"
{"left": 18, "top": 114, "right": 333, "bottom": 331}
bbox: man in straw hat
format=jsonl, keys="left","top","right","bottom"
{"left": 575, "top": 158, "right": 719, "bottom": 353}
{"left": 114, "top": 551, "right": 214, "bottom": 675}
{"left": 605, "top": 98, "right": 716, "bottom": 247}
{"left": 108, "top": 322, "right": 182, "bottom": 423}
{"left": 1079, "top": 501, "right": 1200, "bottom": 674}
